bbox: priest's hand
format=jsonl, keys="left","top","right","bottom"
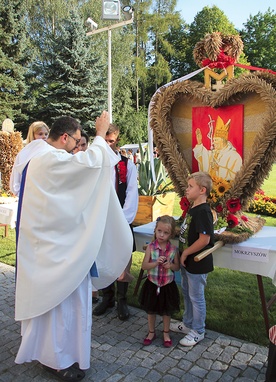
{"left": 95, "top": 110, "right": 110, "bottom": 138}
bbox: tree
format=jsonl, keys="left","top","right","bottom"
{"left": 32, "top": 9, "right": 107, "bottom": 135}
{"left": 158, "top": 14, "right": 189, "bottom": 80}
{"left": 132, "top": 0, "right": 152, "bottom": 110}
{"left": 147, "top": 0, "right": 181, "bottom": 92}
{"left": 105, "top": 23, "right": 136, "bottom": 126}
{"left": 186, "top": 6, "right": 238, "bottom": 73}
{"left": 20, "top": 0, "right": 82, "bottom": 136}
{"left": 117, "top": 106, "right": 148, "bottom": 145}
{"left": 0, "top": 0, "right": 31, "bottom": 125}
{"left": 241, "top": 8, "right": 276, "bottom": 72}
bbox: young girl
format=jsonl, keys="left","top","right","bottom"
{"left": 25, "top": 121, "right": 49, "bottom": 144}
{"left": 10, "top": 121, "right": 49, "bottom": 195}
{"left": 139, "top": 215, "right": 180, "bottom": 348}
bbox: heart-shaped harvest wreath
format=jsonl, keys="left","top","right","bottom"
{"left": 149, "top": 72, "right": 276, "bottom": 244}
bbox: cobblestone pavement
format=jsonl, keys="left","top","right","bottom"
{"left": 0, "top": 262, "right": 269, "bottom": 382}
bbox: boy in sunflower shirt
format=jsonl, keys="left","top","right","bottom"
{"left": 170, "top": 171, "right": 214, "bottom": 346}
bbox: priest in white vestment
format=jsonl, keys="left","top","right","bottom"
{"left": 14, "top": 111, "right": 133, "bottom": 382}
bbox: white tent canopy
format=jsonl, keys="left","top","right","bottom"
{"left": 120, "top": 143, "right": 147, "bottom": 154}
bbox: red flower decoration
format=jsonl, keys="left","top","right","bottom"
{"left": 180, "top": 196, "right": 190, "bottom": 218}
{"left": 226, "top": 198, "right": 241, "bottom": 213}
{"left": 241, "top": 215, "right": 248, "bottom": 222}
{"left": 227, "top": 214, "right": 239, "bottom": 228}
{"left": 215, "top": 204, "right": 223, "bottom": 213}
{"left": 117, "top": 161, "right": 127, "bottom": 184}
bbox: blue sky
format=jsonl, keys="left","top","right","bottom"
{"left": 176, "top": 0, "right": 274, "bottom": 29}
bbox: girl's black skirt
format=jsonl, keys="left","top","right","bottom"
{"left": 139, "top": 278, "right": 180, "bottom": 316}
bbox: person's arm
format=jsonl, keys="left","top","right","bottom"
{"left": 180, "top": 233, "right": 210, "bottom": 267}
{"left": 162, "top": 249, "right": 180, "bottom": 272}
{"left": 172, "top": 250, "right": 180, "bottom": 271}
{"left": 122, "top": 160, "right": 138, "bottom": 224}
{"left": 10, "top": 155, "right": 21, "bottom": 195}
{"left": 91, "top": 111, "right": 119, "bottom": 167}
{"left": 95, "top": 111, "right": 110, "bottom": 138}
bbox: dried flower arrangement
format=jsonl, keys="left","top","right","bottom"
{"left": 0, "top": 131, "right": 23, "bottom": 194}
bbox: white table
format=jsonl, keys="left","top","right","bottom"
{"left": 0, "top": 201, "right": 18, "bottom": 236}
{"left": 133, "top": 223, "right": 276, "bottom": 334}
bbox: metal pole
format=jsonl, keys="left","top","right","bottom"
{"left": 108, "top": 28, "right": 112, "bottom": 123}
{"left": 86, "top": 17, "right": 134, "bottom": 123}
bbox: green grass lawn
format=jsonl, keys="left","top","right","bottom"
{"left": 262, "top": 164, "right": 276, "bottom": 195}
{"left": 1, "top": 165, "right": 276, "bottom": 346}
{"left": 0, "top": 227, "right": 16, "bottom": 266}
{"left": 129, "top": 191, "right": 276, "bottom": 346}
{"left": 128, "top": 251, "right": 276, "bottom": 346}
{"left": 131, "top": 166, "right": 276, "bottom": 346}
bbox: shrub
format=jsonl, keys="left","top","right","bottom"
{"left": 247, "top": 190, "right": 276, "bottom": 217}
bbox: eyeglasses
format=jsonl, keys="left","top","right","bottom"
{"left": 67, "top": 133, "right": 81, "bottom": 145}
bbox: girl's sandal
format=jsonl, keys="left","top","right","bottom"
{"left": 163, "top": 330, "right": 172, "bottom": 348}
{"left": 143, "top": 330, "right": 156, "bottom": 346}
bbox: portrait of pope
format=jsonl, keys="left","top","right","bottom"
{"left": 192, "top": 111, "right": 243, "bottom": 181}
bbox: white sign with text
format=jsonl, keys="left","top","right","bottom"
{"left": 0, "top": 207, "right": 10, "bottom": 217}
{"left": 232, "top": 245, "right": 270, "bottom": 263}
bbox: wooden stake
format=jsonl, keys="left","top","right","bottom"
{"left": 194, "top": 240, "right": 224, "bottom": 262}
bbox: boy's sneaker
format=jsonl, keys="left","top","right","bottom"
{"left": 179, "top": 330, "right": 204, "bottom": 346}
{"left": 170, "top": 321, "right": 190, "bottom": 334}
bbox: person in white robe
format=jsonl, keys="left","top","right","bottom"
{"left": 14, "top": 111, "right": 133, "bottom": 382}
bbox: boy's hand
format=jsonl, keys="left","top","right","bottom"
{"left": 180, "top": 250, "right": 188, "bottom": 267}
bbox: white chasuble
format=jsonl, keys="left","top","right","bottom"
{"left": 15, "top": 137, "right": 133, "bottom": 321}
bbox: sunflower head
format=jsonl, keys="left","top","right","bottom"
{"left": 213, "top": 177, "right": 231, "bottom": 197}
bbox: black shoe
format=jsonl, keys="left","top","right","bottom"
{"left": 43, "top": 364, "right": 85, "bottom": 381}
{"left": 93, "top": 299, "right": 115, "bottom": 316}
{"left": 117, "top": 299, "right": 129, "bottom": 321}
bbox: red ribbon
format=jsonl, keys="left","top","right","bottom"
{"left": 202, "top": 52, "right": 235, "bottom": 69}
{"left": 202, "top": 50, "right": 276, "bottom": 75}
{"left": 234, "top": 63, "right": 276, "bottom": 75}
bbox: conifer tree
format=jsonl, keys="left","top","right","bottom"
{"left": 34, "top": 8, "right": 107, "bottom": 134}
{"left": 0, "top": 0, "right": 30, "bottom": 125}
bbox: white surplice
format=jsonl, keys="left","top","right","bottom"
{"left": 14, "top": 136, "right": 133, "bottom": 369}
{"left": 10, "top": 140, "right": 50, "bottom": 196}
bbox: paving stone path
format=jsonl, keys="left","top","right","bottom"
{"left": 0, "top": 262, "right": 269, "bottom": 381}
